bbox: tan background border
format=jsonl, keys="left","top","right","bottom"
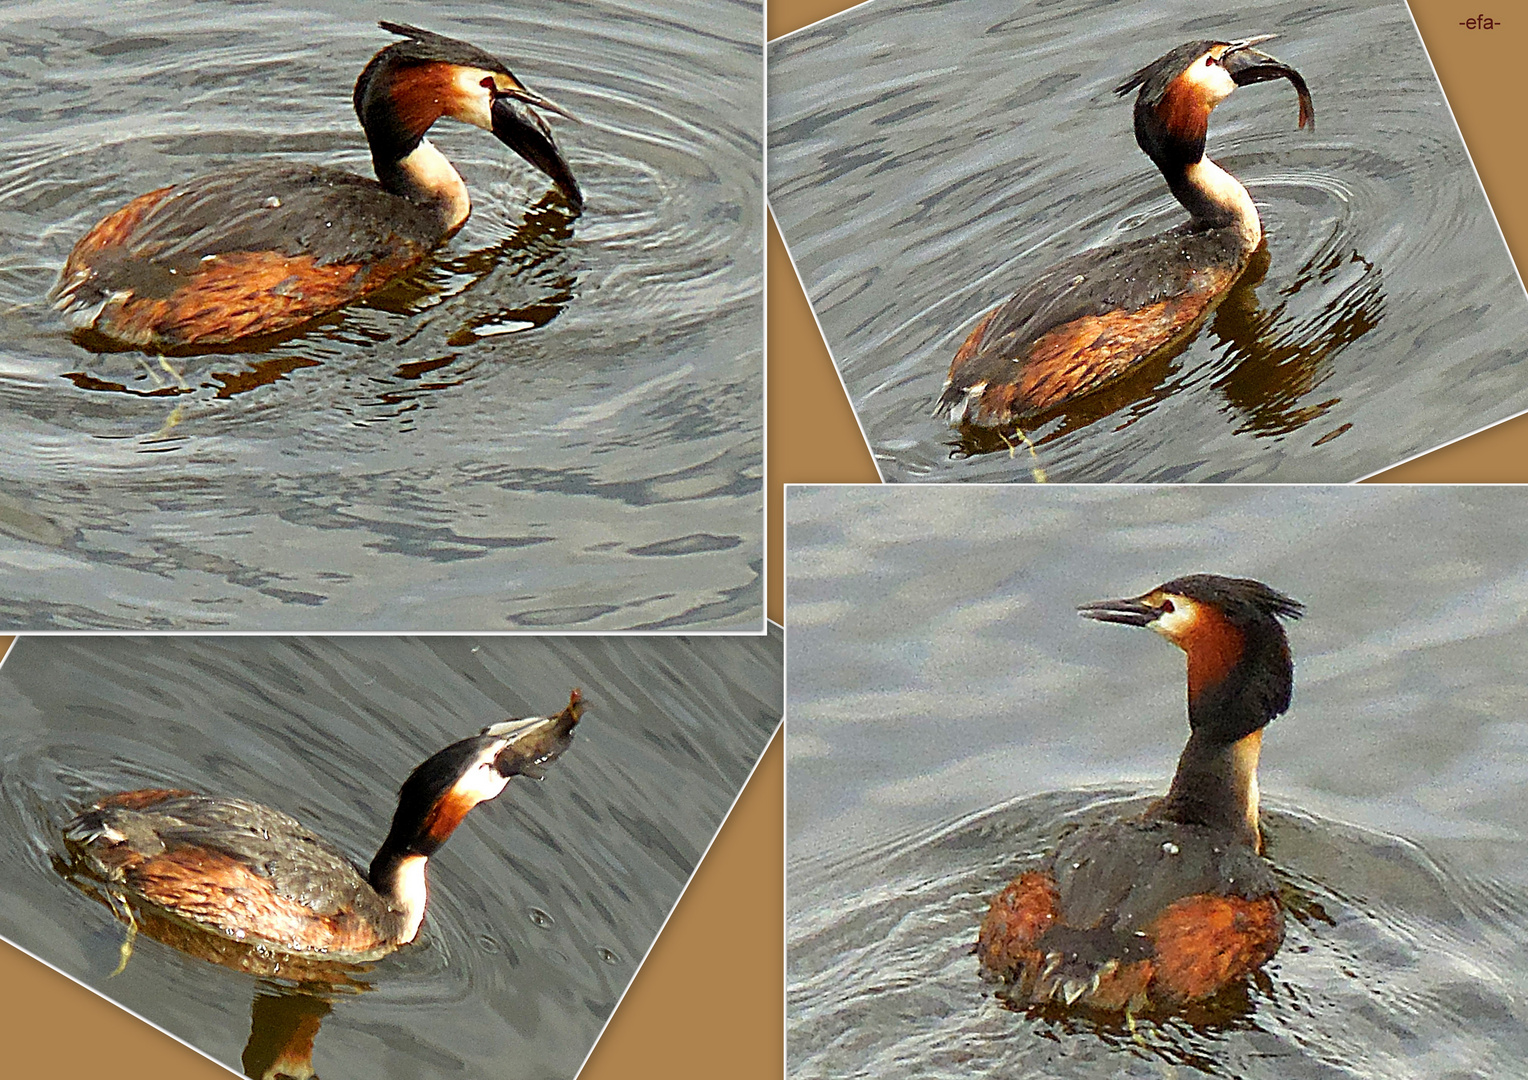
{"left": 4, "top": 0, "right": 1527, "bottom": 1075}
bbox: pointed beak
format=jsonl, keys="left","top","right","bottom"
{"left": 491, "top": 92, "right": 584, "bottom": 214}
{"left": 1227, "top": 33, "right": 1279, "bottom": 51}
{"left": 1077, "top": 596, "right": 1161, "bottom": 628}
{"left": 488, "top": 689, "right": 584, "bottom": 778}
{"left": 502, "top": 83, "right": 578, "bottom": 124}
{"left": 1221, "top": 38, "right": 1315, "bottom": 130}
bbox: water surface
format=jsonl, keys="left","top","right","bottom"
{"left": 0, "top": 0, "right": 763, "bottom": 629}
{"left": 787, "top": 485, "right": 1528, "bottom": 1077}
{"left": 770, "top": 0, "right": 1528, "bottom": 482}
{"left": 0, "top": 632, "right": 782, "bottom": 1078}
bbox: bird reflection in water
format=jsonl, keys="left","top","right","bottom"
{"left": 951, "top": 242, "right": 1385, "bottom": 461}
{"left": 48, "top": 869, "right": 370, "bottom": 1080}
{"left": 61, "top": 193, "right": 579, "bottom": 421}
{"left": 245, "top": 991, "right": 334, "bottom": 1080}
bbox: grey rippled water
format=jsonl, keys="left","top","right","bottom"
{"left": 0, "top": 0, "right": 763, "bottom": 629}
{"left": 0, "top": 632, "right": 782, "bottom": 1079}
{"left": 769, "top": 0, "right": 1528, "bottom": 482}
{"left": 787, "top": 485, "right": 1528, "bottom": 1078}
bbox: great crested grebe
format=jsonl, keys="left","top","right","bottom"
{"left": 937, "top": 38, "right": 1313, "bottom": 430}
{"left": 50, "top": 21, "right": 582, "bottom": 351}
{"left": 63, "top": 690, "right": 583, "bottom": 959}
{"left": 978, "top": 576, "right": 1301, "bottom": 1011}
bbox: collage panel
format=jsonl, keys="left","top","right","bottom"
{"left": 0, "top": 631, "right": 781, "bottom": 1078}
{"left": 0, "top": 0, "right": 764, "bottom": 631}
{"left": 787, "top": 483, "right": 1528, "bottom": 1076}
{"left": 770, "top": 0, "right": 1528, "bottom": 482}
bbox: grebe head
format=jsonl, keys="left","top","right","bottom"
{"left": 369, "top": 689, "right": 584, "bottom": 943}
{"left": 354, "top": 21, "right": 583, "bottom": 212}
{"left": 1080, "top": 575, "right": 1301, "bottom": 844}
{"left": 1078, "top": 574, "right": 1302, "bottom": 740}
{"left": 1115, "top": 37, "right": 1313, "bottom": 174}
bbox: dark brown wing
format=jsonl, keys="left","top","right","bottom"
{"left": 938, "top": 225, "right": 1250, "bottom": 427}
{"left": 978, "top": 819, "right": 1282, "bottom": 1009}
{"left": 67, "top": 792, "right": 384, "bottom": 920}
{"left": 66, "top": 791, "right": 398, "bottom": 955}
{"left": 51, "top": 164, "right": 444, "bottom": 347}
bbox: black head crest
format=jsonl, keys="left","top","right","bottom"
{"left": 1114, "top": 40, "right": 1224, "bottom": 103}
{"left": 374, "top": 21, "right": 512, "bottom": 76}
{"left": 1158, "top": 574, "right": 1304, "bottom": 626}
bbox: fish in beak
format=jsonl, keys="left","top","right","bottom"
{"left": 491, "top": 90, "right": 584, "bottom": 213}
{"left": 1221, "top": 37, "right": 1315, "bottom": 129}
{"left": 487, "top": 689, "right": 585, "bottom": 779}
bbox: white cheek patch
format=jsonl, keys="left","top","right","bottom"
{"left": 1149, "top": 595, "right": 1202, "bottom": 640}
{"left": 1178, "top": 55, "right": 1237, "bottom": 107}
{"left": 451, "top": 67, "right": 497, "bottom": 130}
{"left": 450, "top": 744, "right": 514, "bottom": 805}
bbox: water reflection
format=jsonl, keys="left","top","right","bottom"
{"left": 1216, "top": 247, "right": 1385, "bottom": 440}
{"left": 58, "top": 853, "right": 369, "bottom": 1080}
{"left": 245, "top": 990, "right": 335, "bottom": 1080}
{"left": 62, "top": 197, "right": 580, "bottom": 407}
{"left": 950, "top": 239, "right": 1387, "bottom": 460}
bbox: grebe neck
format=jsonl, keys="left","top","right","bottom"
{"left": 1153, "top": 607, "right": 1291, "bottom": 849}
{"left": 1163, "top": 156, "right": 1261, "bottom": 250}
{"left": 373, "top": 138, "right": 471, "bottom": 236}
{"left": 359, "top": 697, "right": 583, "bottom": 945}
{"left": 363, "top": 730, "right": 518, "bottom": 944}
{"left": 1153, "top": 727, "right": 1263, "bottom": 848}
{"left": 367, "top": 849, "right": 431, "bottom": 943}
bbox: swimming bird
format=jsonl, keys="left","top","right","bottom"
{"left": 937, "top": 39, "right": 1312, "bottom": 430}
{"left": 64, "top": 690, "right": 583, "bottom": 959}
{"left": 978, "top": 576, "right": 1300, "bottom": 1011}
{"left": 50, "top": 22, "right": 582, "bottom": 350}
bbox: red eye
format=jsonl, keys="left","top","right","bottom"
{"left": 1161, "top": 599, "right": 1176, "bottom": 613}
{"left": 1205, "top": 56, "right": 1215, "bottom": 66}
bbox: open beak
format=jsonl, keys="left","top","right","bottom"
{"left": 491, "top": 92, "right": 584, "bottom": 214}
{"left": 1077, "top": 596, "right": 1161, "bottom": 628}
{"left": 488, "top": 689, "right": 584, "bottom": 778}
{"left": 1221, "top": 37, "right": 1315, "bottom": 130}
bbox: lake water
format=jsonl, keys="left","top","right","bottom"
{"left": 0, "top": 631, "right": 781, "bottom": 1079}
{"left": 770, "top": 0, "right": 1528, "bottom": 482}
{"left": 0, "top": 0, "right": 763, "bottom": 629}
{"left": 787, "top": 485, "right": 1528, "bottom": 1078}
